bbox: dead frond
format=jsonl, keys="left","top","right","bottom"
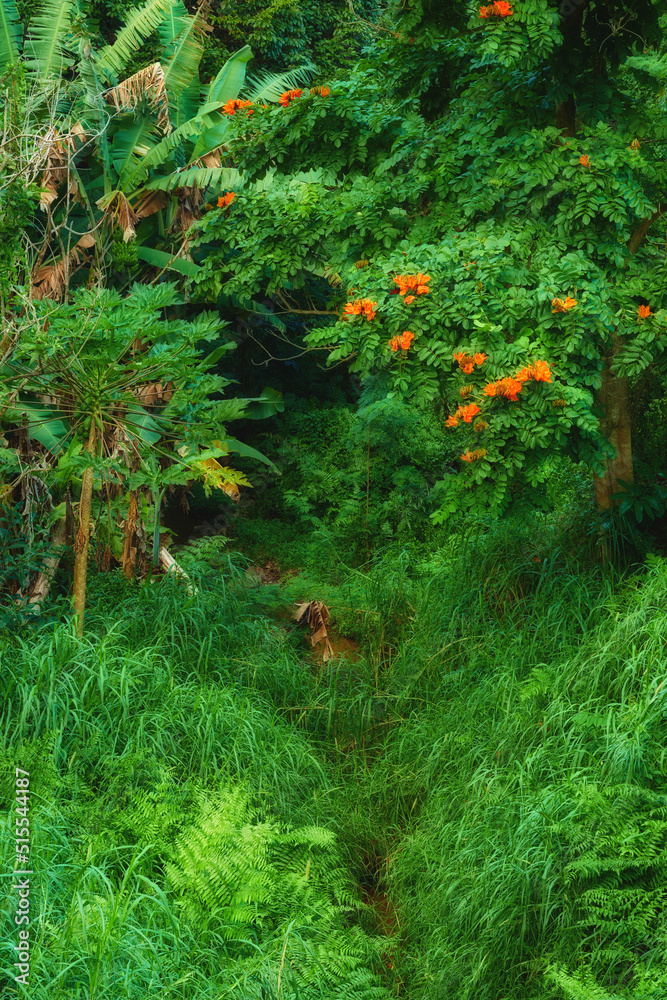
{"left": 293, "top": 600, "right": 335, "bottom": 661}
{"left": 105, "top": 62, "right": 171, "bottom": 134}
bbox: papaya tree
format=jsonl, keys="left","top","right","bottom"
{"left": 189, "top": 0, "right": 667, "bottom": 543}
{"left": 0, "top": 281, "right": 280, "bottom": 632}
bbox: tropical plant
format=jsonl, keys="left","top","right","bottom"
{"left": 0, "top": 281, "right": 280, "bottom": 631}
{"left": 188, "top": 0, "right": 667, "bottom": 551}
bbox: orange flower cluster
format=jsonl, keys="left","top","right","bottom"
{"left": 454, "top": 351, "right": 487, "bottom": 374}
{"left": 637, "top": 304, "right": 652, "bottom": 320}
{"left": 389, "top": 330, "right": 415, "bottom": 351}
{"left": 342, "top": 298, "right": 377, "bottom": 321}
{"left": 483, "top": 361, "right": 552, "bottom": 401}
{"left": 460, "top": 449, "right": 487, "bottom": 462}
{"left": 479, "top": 1, "right": 512, "bottom": 16}
{"left": 279, "top": 89, "right": 303, "bottom": 107}
{"left": 394, "top": 273, "right": 430, "bottom": 298}
{"left": 309, "top": 85, "right": 331, "bottom": 96}
{"left": 551, "top": 296, "right": 577, "bottom": 313}
{"left": 222, "top": 99, "right": 253, "bottom": 115}
{"left": 579, "top": 155, "right": 590, "bottom": 167}
{"left": 445, "top": 402, "right": 481, "bottom": 427}
{"left": 217, "top": 192, "right": 235, "bottom": 207}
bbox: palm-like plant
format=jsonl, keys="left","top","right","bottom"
{"left": 0, "top": 0, "right": 315, "bottom": 303}
{"left": 0, "top": 282, "right": 280, "bottom": 632}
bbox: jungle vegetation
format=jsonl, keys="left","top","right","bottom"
{"left": 2, "top": 1, "right": 667, "bottom": 998}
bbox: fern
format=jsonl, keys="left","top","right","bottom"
{"left": 162, "top": 784, "right": 391, "bottom": 996}
{"left": 553, "top": 783, "right": 667, "bottom": 985}
{"left": 544, "top": 964, "right": 623, "bottom": 1000}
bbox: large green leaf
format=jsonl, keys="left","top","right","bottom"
{"left": 224, "top": 436, "right": 279, "bottom": 472}
{"left": 136, "top": 245, "right": 201, "bottom": 276}
{"left": 157, "top": 0, "right": 187, "bottom": 47}
{"left": 96, "top": 0, "right": 177, "bottom": 81}
{"left": 123, "top": 406, "right": 163, "bottom": 444}
{"left": 242, "top": 387, "right": 285, "bottom": 420}
{"left": 192, "top": 46, "right": 253, "bottom": 160}
{"left": 0, "top": 0, "right": 21, "bottom": 73}
{"left": 23, "top": 0, "right": 74, "bottom": 80}
{"left": 206, "top": 44, "right": 252, "bottom": 105}
{"left": 123, "top": 103, "right": 229, "bottom": 192}
{"left": 161, "top": 8, "right": 204, "bottom": 113}
{"left": 2, "top": 404, "right": 70, "bottom": 453}
{"left": 112, "top": 114, "right": 161, "bottom": 189}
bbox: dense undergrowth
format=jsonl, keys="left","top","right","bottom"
{"left": 2, "top": 490, "right": 667, "bottom": 999}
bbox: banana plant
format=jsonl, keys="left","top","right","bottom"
{"left": 0, "top": 282, "right": 281, "bottom": 633}
{"left": 0, "top": 0, "right": 314, "bottom": 305}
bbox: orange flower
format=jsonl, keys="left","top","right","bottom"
{"left": 399, "top": 330, "right": 414, "bottom": 349}
{"left": 344, "top": 298, "right": 377, "bottom": 321}
{"left": 217, "top": 192, "right": 235, "bottom": 207}
{"left": 551, "top": 296, "right": 577, "bottom": 313}
{"left": 445, "top": 415, "right": 460, "bottom": 427}
{"left": 479, "top": 1, "right": 512, "bottom": 16}
{"left": 495, "top": 377, "right": 521, "bottom": 400}
{"left": 389, "top": 336, "right": 401, "bottom": 352}
{"left": 460, "top": 403, "right": 481, "bottom": 423}
{"left": 222, "top": 98, "right": 253, "bottom": 115}
{"left": 579, "top": 155, "right": 590, "bottom": 167}
{"left": 454, "top": 351, "right": 486, "bottom": 373}
{"left": 637, "top": 304, "right": 652, "bottom": 320}
{"left": 532, "top": 360, "right": 552, "bottom": 382}
{"left": 393, "top": 273, "right": 431, "bottom": 296}
{"left": 483, "top": 383, "right": 498, "bottom": 397}
{"left": 404, "top": 295, "right": 416, "bottom": 304}
{"left": 515, "top": 365, "right": 534, "bottom": 382}
{"left": 279, "top": 88, "right": 303, "bottom": 107}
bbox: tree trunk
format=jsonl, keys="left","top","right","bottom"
{"left": 592, "top": 332, "right": 633, "bottom": 565}
{"left": 72, "top": 422, "right": 97, "bottom": 636}
{"left": 122, "top": 490, "right": 138, "bottom": 579}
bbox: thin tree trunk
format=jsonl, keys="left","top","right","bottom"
{"left": 72, "top": 421, "right": 97, "bottom": 636}
{"left": 592, "top": 331, "right": 633, "bottom": 565}
{"left": 122, "top": 490, "right": 138, "bottom": 579}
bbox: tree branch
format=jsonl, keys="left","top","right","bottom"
{"left": 627, "top": 204, "right": 667, "bottom": 254}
